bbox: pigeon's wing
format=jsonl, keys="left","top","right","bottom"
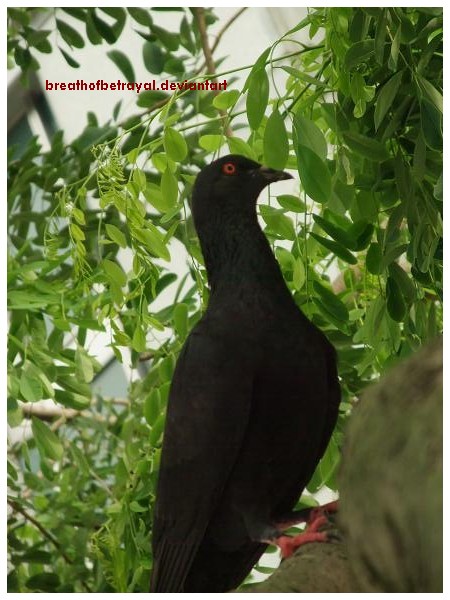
{"left": 316, "top": 342, "right": 341, "bottom": 460}
{"left": 150, "top": 322, "right": 254, "bottom": 592}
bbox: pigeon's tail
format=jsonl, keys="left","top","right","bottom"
{"left": 183, "top": 539, "right": 268, "bottom": 592}
{"left": 150, "top": 539, "right": 199, "bottom": 593}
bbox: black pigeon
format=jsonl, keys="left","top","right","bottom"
{"left": 150, "top": 154, "right": 340, "bottom": 592}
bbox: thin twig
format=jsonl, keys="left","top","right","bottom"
{"left": 8, "top": 500, "right": 92, "bottom": 592}
{"left": 19, "top": 402, "right": 121, "bottom": 431}
{"left": 193, "top": 7, "right": 233, "bottom": 137}
{"left": 211, "top": 8, "right": 247, "bottom": 55}
{"left": 194, "top": 8, "right": 216, "bottom": 75}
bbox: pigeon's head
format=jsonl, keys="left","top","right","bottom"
{"left": 192, "top": 154, "right": 293, "bottom": 223}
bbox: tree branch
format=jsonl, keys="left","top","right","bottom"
{"left": 192, "top": 7, "right": 233, "bottom": 137}
{"left": 211, "top": 8, "right": 247, "bottom": 56}
{"left": 243, "top": 528, "right": 361, "bottom": 592}
{"left": 8, "top": 499, "right": 92, "bottom": 592}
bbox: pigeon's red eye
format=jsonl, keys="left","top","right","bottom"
{"left": 222, "top": 162, "right": 237, "bottom": 176}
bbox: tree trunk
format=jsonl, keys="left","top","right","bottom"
{"left": 245, "top": 337, "right": 442, "bottom": 593}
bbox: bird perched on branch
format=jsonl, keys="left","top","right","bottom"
{"left": 150, "top": 154, "right": 340, "bottom": 592}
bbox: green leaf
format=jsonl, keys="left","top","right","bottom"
{"left": 75, "top": 348, "right": 94, "bottom": 383}
{"left": 213, "top": 90, "right": 240, "bottom": 110}
{"left": 374, "top": 71, "right": 403, "bottom": 130}
{"left": 26, "top": 573, "right": 61, "bottom": 592}
{"left": 70, "top": 222, "right": 85, "bottom": 242}
{"left": 310, "top": 233, "right": 357, "bottom": 264}
{"left": 180, "top": 15, "right": 195, "bottom": 54}
{"left": 128, "top": 7, "right": 152, "bottom": 26}
{"left": 56, "top": 19, "right": 85, "bottom": 48}
{"left": 313, "top": 214, "right": 353, "bottom": 249}
{"left": 350, "top": 73, "right": 375, "bottom": 107}
{"left": 296, "top": 145, "right": 331, "bottom": 204}
{"left": 54, "top": 389, "right": 90, "bottom": 409}
{"left": 380, "top": 243, "right": 408, "bottom": 270}
{"left": 164, "top": 127, "right": 187, "bottom": 162}
{"left": 246, "top": 67, "right": 269, "bottom": 130}
{"left": 434, "top": 173, "right": 442, "bottom": 202}
{"left": 385, "top": 204, "right": 405, "bottom": 244}
{"left": 294, "top": 114, "right": 327, "bottom": 161}
{"left": 347, "top": 221, "right": 374, "bottom": 251}
{"left": 135, "top": 224, "right": 171, "bottom": 261}
{"left": 102, "top": 259, "right": 127, "bottom": 287}
{"left": 420, "top": 99, "right": 442, "bottom": 150}
{"left": 107, "top": 50, "right": 135, "bottom": 83}
{"left": 72, "top": 207, "right": 85, "bottom": 225}
{"left": 374, "top": 8, "right": 387, "bottom": 63}
{"left": 150, "top": 24, "right": 179, "bottom": 51}
{"left": 227, "top": 137, "right": 257, "bottom": 160}
{"left": 173, "top": 303, "right": 188, "bottom": 340}
{"left": 282, "top": 66, "right": 324, "bottom": 86}
{"left": 416, "top": 75, "right": 443, "bottom": 114}
{"left": 386, "top": 276, "right": 406, "bottom": 321}
{"left": 263, "top": 109, "right": 289, "bottom": 170}
{"left": 413, "top": 133, "right": 427, "bottom": 182}
{"left": 8, "top": 7, "right": 31, "bottom": 26}
{"left": 56, "top": 374, "right": 91, "bottom": 397}
{"left": 20, "top": 369, "right": 43, "bottom": 402}
{"left": 91, "top": 10, "right": 117, "bottom": 44}
{"left": 105, "top": 224, "right": 127, "bottom": 248}
{"left": 129, "top": 500, "right": 147, "bottom": 513}
{"left": 260, "top": 208, "right": 296, "bottom": 240}
{"left": 136, "top": 90, "right": 168, "bottom": 108}
{"left": 144, "top": 388, "right": 160, "bottom": 426}
{"left": 285, "top": 14, "right": 311, "bottom": 36}
{"left": 388, "top": 262, "right": 416, "bottom": 303}
{"left": 132, "top": 325, "right": 147, "bottom": 352}
{"left": 389, "top": 25, "right": 401, "bottom": 70}
{"left": 59, "top": 47, "right": 80, "bottom": 69}
{"left": 199, "top": 134, "right": 224, "bottom": 152}
{"left": 26, "top": 29, "right": 52, "bottom": 48}
{"left": 243, "top": 47, "right": 271, "bottom": 91}
{"left": 313, "top": 281, "right": 349, "bottom": 322}
{"left": 85, "top": 10, "right": 102, "bottom": 44}
{"left": 8, "top": 290, "right": 54, "bottom": 310}
{"left": 160, "top": 168, "right": 178, "bottom": 208}
{"left": 276, "top": 194, "right": 306, "bottom": 213}
{"left": 32, "top": 417, "right": 64, "bottom": 461}
{"left": 149, "top": 413, "right": 166, "bottom": 446}
{"left": 292, "top": 258, "right": 305, "bottom": 291}
{"left": 70, "top": 444, "right": 90, "bottom": 476}
{"left": 7, "top": 460, "right": 18, "bottom": 482}
{"left": 33, "top": 38, "right": 52, "bottom": 54}
{"left": 353, "top": 99, "right": 366, "bottom": 119}
{"left": 343, "top": 131, "right": 389, "bottom": 161}
{"left": 143, "top": 41, "right": 165, "bottom": 74}
{"left": 366, "top": 243, "right": 383, "bottom": 275}
{"left": 344, "top": 40, "right": 374, "bottom": 70}
{"left": 144, "top": 182, "right": 168, "bottom": 212}
{"left": 152, "top": 152, "right": 176, "bottom": 173}
{"left": 313, "top": 434, "right": 340, "bottom": 489}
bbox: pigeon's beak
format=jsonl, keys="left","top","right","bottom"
{"left": 258, "top": 165, "right": 293, "bottom": 182}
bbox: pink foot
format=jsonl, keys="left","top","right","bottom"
{"left": 276, "top": 531, "right": 328, "bottom": 559}
{"left": 307, "top": 500, "right": 339, "bottom": 525}
{"left": 305, "top": 514, "right": 328, "bottom": 533}
{"left": 273, "top": 502, "right": 339, "bottom": 558}
{"left": 263, "top": 500, "right": 339, "bottom": 558}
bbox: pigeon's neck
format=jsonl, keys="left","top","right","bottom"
{"left": 196, "top": 211, "right": 290, "bottom": 301}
